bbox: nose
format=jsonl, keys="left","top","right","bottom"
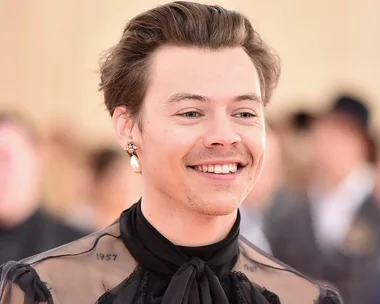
{"left": 203, "top": 116, "right": 241, "bottom": 149}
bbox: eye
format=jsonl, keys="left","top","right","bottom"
{"left": 178, "top": 111, "right": 203, "bottom": 119}
{"left": 234, "top": 112, "right": 257, "bottom": 118}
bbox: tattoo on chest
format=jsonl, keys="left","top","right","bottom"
{"left": 96, "top": 253, "right": 118, "bottom": 261}
{"left": 244, "top": 263, "right": 258, "bottom": 272}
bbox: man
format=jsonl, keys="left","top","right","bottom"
{"left": 267, "top": 95, "right": 380, "bottom": 304}
{"left": 0, "top": 112, "right": 87, "bottom": 265}
{"left": 0, "top": 2, "right": 341, "bottom": 303}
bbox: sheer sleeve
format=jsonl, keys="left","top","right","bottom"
{"left": 0, "top": 222, "right": 135, "bottom": 304}
{"left": 236, "top": 236, "right": 343, "bottom": 304}
{"left": 0, "top": 261, "right": 52, "bottom": 304}
{"left": 0, "top": 280, "right": 51, "bottom": 304}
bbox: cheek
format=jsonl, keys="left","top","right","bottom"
{"left": 141, "top": 124, "right": 198, "bottom": 172}
{"left": 245, "top": 129, "right": 266, "bottom": 160}
{"left": 169, "top": 127, "right": 201, "bottom": 148}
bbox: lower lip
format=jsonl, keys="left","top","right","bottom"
{"left": 188, "top": 167, "right": 241, "bottom": 182}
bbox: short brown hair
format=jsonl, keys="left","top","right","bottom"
{"left": 99, "top": 1, "right": 280, "bottom": 124}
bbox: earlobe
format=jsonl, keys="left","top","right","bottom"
{"left": 112, "top": 106, "right": 142, "bottom": 173}
{"left": 125, "top": 142, "right": 141, "bottom": 173}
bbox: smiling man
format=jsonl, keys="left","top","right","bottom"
{"left": 0, "top": 2, "right": 341, "bottom": 304}
{"left": 114, "top": 46, "right": 267, "bottom": 247}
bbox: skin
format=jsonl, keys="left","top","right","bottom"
{"left": 113, "top": 46, "right": 266, "bottom": 246}
{"left": 0, "top": 123, "right": 43, "bottom": 227}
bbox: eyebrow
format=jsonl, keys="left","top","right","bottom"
{"left": 167, "top": 92, "right": 262, "bottom": 104}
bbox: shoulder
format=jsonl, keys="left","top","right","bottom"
{"left": 0, "top": 222, "right": 136, "bottom": 304}
{"left": 0, "top": 279, "right": 36, "bottom": 304}
{"left": 236, "top": 236, "right": 343, "bottom": 304}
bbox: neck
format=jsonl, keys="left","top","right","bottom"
{"left": 140, "top": 190, "right": 238, "bottom": 247}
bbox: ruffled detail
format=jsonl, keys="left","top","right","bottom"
{"left": 261, "top": 288, "right": 281, "bottom": 304}
{"left": 229, "top": 271, "right": 281, "bottom": 304}
{"left": 0, "top": 261, "right": 52, "bottom": 303}
{"left": 318, "top": 286, "right": 342, "bottom": 304}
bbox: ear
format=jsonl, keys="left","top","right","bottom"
{"left": 112, "top": 106, "right": 134, "bottom": 150}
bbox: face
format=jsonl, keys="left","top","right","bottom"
{"left": 114, "top": 46, "right": 265, "bottom": 216}
{"left": 312, "top": 113, "right": 367, "bottom": 176}
{"left": 0, "top": 123, "right": 42, "bottom": 218}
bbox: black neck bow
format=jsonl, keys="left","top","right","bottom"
{"left": 99, "top": 202, "right": 280, "bottom": 304}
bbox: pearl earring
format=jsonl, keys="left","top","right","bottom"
{"left": 126, "top": 141, "right": 141, "bottom": 173}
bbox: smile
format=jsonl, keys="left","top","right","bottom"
{"left": 192, "top": 163, "right": 239, "bottom": 174}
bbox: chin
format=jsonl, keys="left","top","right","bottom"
{"left": 188, "top": 193, "right": 243, "bottom": 216}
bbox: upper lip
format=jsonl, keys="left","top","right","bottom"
{"left": 189, "top": 159, "right": 247, "bottom": 167}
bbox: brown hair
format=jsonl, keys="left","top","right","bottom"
{"left": 99, "top": 1, "right": 281, "bottom": 127}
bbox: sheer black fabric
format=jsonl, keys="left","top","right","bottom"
{"left": 104, "top": 202, "right": 279, "bottom": 304}
{"left": 0, "top": 209, "right": 88, "bottom": 265}
{"left": 0, "top": 202, "right": 343, "bottom": 304}
{"left": 0, "top": 261, "right": 53, "bottom": 304}
{"left": 317, "top": 286, "right": 342, "bottom": 304}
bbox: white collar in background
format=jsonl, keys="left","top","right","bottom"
{"left": 309, "top": 163, "right": 375, "bottom": 252}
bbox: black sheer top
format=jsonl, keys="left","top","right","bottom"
{"left": 0, "top": 202, "right": 342, "bottom": 304}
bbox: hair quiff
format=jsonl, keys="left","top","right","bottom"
{"left": 99, "top": 1, "right": 281, "bottom": 124}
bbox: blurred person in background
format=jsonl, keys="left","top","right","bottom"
{"left": 267, "top": 94, "right": 380, "bottom": 304}
{"left": 375, "top": 138, "right": 380, "bottom": 202}
{"left": 0, "top": 112, "right": 88, "bottom": 265}
{"left": 74, "top": 147, "right": 143, "bottom": 230}
{"left": 240, "top": 125, "right": 284, "bottom": 254}
{"left": 264, "top": 110, "right": 317, "bottom": 232}
{"left": 42, "top": 125, "right": 94, "bottom": 224}
{"left": 279, "top": 110, "right": 316, "bottom": 194}
{"left": 373, "top": 139, "right": 380, "bottom": 304}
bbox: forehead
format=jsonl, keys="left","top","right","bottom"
{"left": 146, "top": 46, "right": 261, "bottom": 101}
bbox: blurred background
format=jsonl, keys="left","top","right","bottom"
{"left": 0, "top": 1, "right": 379, "bottom": 304}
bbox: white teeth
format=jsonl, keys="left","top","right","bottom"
{"left": 193, "top": 163, "right": 238, "bottom": 174}
{"left": 222, "top": 164, "right": 229, "bottom": 174}
{"left": 229, "top": 164, "right": 237, "bottom": 173}
{"left": 214, "top": 165, "right": 222, "bottom": 174}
